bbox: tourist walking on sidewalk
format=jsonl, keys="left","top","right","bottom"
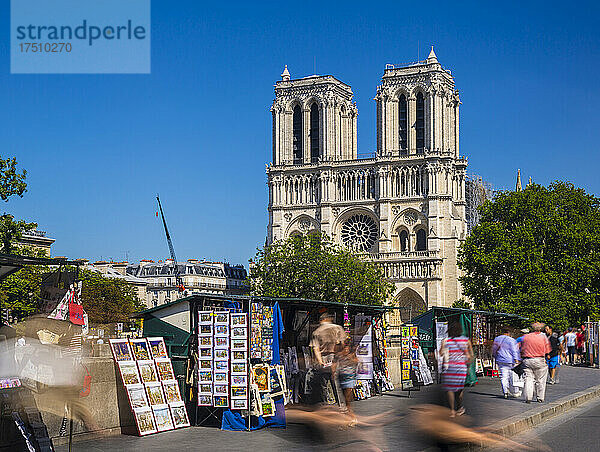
{"left": 440, "top": 321, "right": 473, "bottom": 417}
{"left": 545, "top": 326, "right": 561, "bottom": 384}
{"left": 492, "top": 327, "right": 521, "bottom": 398}
{"left": 565, "top": 328, "right": 577, "bottom": 365}
{"left": 520, "top": 323, "right": 551, "bottom": 403}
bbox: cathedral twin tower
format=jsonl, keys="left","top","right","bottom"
{"left": 266, "top": 48, "right": 467, "bottom": 318}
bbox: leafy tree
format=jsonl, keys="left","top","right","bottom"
{"left": 249, "top": 233, "right": 394, "bottom": 305}
{"left": 451, "top": 299, "right": 473, "bottom": 310}
{"left": 0, "top": 157, "right": 35, "bottom": 254}
{"left": 80, "top": 269, "right": 145, "bottom": 324}
{"left": 0, "top": 254, "right": 50, "bottom": 319}
{"left": 459, "top": 181, "right": 600, "bottom": 331}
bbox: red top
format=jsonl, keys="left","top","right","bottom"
{"left": 576, "top": 332, "right": 585, "bottom": 348}
{"left": 520, "top": 332, "right": 551, "bottom": 358}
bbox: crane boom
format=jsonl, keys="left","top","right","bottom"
{"left": 156, "top": 195, "right": 184, "bottom": 292}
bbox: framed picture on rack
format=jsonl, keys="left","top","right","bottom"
{"left": 199, "top": 348, "right": 212, "bottom": 359}
{"left": 214, "top": 324, "right": 229, "bottom": 336}
{"left": 199, "top": 336, "right": 212, "bottom": 347}
{"left": 214, "top": 349, "right": 229, "bottom": 360}
{"left": 232, "top": 327, "right": 247, "bottom": 338}
{"left": 199, "top": 371, "right": 213, "bottom": 382}
{"left": 231, "top": 374, "right": 247, "bottom": 386}
{"left": 127, "top": 384, "right": 149, "bottom": 409}
{"left": 214, "top": 360, "right": 228, "bottom": 371}
{"left": 231, "top": 386, "right": 247, "bottom": 399}
{"left": 199, "top": 324, "right": 213, "bottom": 336}
{"left": 231, "top": 339, "right": 247, "bottom": 350}
{"left": 198, "top": 311, "right": 213, "bottom": 325}
{"left": 145, "top": 382, "right": 166, "bottom": 406}
{"left": 137, "top": 361, "right": 159, "bottom": 384}
{"left": 231, "top": 313, "right": 247, "bottom": 327}
{"left": 119, "top": 362, "right": 141, "bottom": 385}
{"left": 147, "top": 337, "right": 169, "bottom": 359}
{"left": 153, "top": 405, "right": 174, "bottom": 432}
{"left": 162, "top": 381, "right": 182, "bottom": 404}
{"left": 231, "top": 362, "right": 247, "bottom": 375}
{"left": 214, "top": 311, "right": 230, "bottom": 325}
{"left": 169, "top": 402, "right": 190, "bottom": 428}
{"left": 213, "top": 384, "right": 228, "bottom": 395}
{"left": 231, "top": 398, "right": 248, "bottom": 410}
{"left": 110, "top": 339, "right": 134, "bottom": 362}
{"left": 214, "top": 372, "right": 228, "bottom": 383}
{"left": 133, "top": 407, "right": 157, "bottom": 436}
{"left": 252, "top": 365, "right": 269, "bottom": 391}
{"left": 213, "top": 395, "right": 228, "bottom": 407}
{"left": 199, "top": 359, "right": 212, "bottom": 370}
{"left": 214, "top": 336, "right": 229, "bottom": 349}
{"left": 130, "top": 339, "right": 151, "bottom": 361}
{"left": 155, "top": 359, "right": 176, "bottom": 381}
{"left": 198, "top": 394, "right": 212, "bottom": 406}
{"left": 198, "top": 383, "right": 212, "bottom": 395}
{"left": 231, "top": 351, "right": 246, "bottom": 362}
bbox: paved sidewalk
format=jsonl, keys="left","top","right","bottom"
{"left": 56, "top": 365, "right": 599, "bottom": 452}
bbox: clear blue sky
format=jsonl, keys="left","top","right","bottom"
{"left": 2, "top": 0, "right": 599, "bottom": 266}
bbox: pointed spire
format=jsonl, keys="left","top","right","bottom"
{"left": 427, "top": 46, "right": 438, "bottom": 63}
{"left": 516, "top": 169, "right": 522, "bottom": 192}
{"left": 527, "top": 176, "right": 532, "bottom": 187}
{"left": 281, "top": 65, "right": 290, "bottom": 81}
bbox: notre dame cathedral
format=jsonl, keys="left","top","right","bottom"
{"left": 266, "top": 48, "right": 467, "bottom": 323}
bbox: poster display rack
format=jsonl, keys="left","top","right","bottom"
{"left": 110, "top": 337, "right": 190, "bottom": 436}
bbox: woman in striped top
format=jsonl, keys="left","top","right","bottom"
{"left": 440, "top": 321, "right": 474, "bottom": 417}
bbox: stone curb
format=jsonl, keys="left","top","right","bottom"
{"left": 419, "top": 383, "right": 600, "bottom": 452}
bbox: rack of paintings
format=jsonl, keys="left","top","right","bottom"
{"left": 197, "top": 311, "right": 249, "bottom": 411}
{"left": 110, "top": 337, "right": 190, "bottom": 436}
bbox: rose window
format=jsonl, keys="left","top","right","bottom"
{"left": 340, "top": 214, "right": 378, "bottom": 251}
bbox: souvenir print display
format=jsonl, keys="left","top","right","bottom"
{"left": 198, "top": 395, "right": 212, "bottom": 406}
{"left": 162, "top": 381, "right": 182, "bottom": 404}
{"left": 170, "top": 402, "right": 190, "bottom": 428}
{"left": 112, "top": 336, "right": 187, "bottom": 436}
{"left": 214, "top": 324, "right": 229, "bottom": 336}
{"left": 231, "top": 375, "right": 247, "bottom": 386}
{"left": 145, "top": 383, "right": 166, "bottom": 406}
{"left": 213, "top": 384, "right": 228, "bottom": 395}
{"left": 153, "top": 406, "right": 175, "bottom": 432}
{"left": 130, "top": 339, "right": 151, "bottom": 361}
{"left": 214, "top": 360, "right": 228, "bottom": 371}
{"left": 250, "top": 303, "right": 273, "bottom": 361}
{"left": 269, "top": 366, "right": 284, "bottom": 398}
{"left": 260, "top": 392, "right": 275, "bottom": 417}
{"left": 353, "top": 316, "right": 373, "bottom": 380}
{"left": 199, "top": 347, "right": 212, "bottom": 358}
{"left": 214, "top": 311, "right": 230, "bottom": 325}
{"left": 199, "top": 371, "right": 213, "bottom": 382}
{"left": 199, "top": 336, "right": 212, "bottom": 347}
{"left": 232, "top": 327, "right": 247, "bottom": 338}
{"left": 148, "top": 337, "right": 168, "bottom": 359}
{"left": 400, "top": 324, "right": 419, "bottom": 390}
{"left": 127, "top": 385, "right": 149, "bottom": 409}
{"left": 155, "top": 359, "right": 175, "bottom": 381}
{"left": 214, "top": 336, "right": 229, "bottom": 349}
{"left": 198, "top": 311, "right": 213, "bottom": 324}
{"left": 109, "top": 339, "right": 133, "bottom": 362}
{"left": 214, "top": 395, "right": 228, "bottom": 407}
{"left": 232, "top": 351, "right": 246, "bottom": 361}
{"left": 134, "top": 407, "right": 157, "bottom": 436}
{"left": 231, "top": 386, "right": 247, "bottom": 398}
{"left": 119, "top": 362, "right": 141, "bottom": 385}
{"left": 214, "top": 349, "right": 229, "bottom": 360}
{"left": 138, "top": 361, "right": 159, "bottom": 383}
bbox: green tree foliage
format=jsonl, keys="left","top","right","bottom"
{"left": 451, "top": 299, "right": 473, "bottom": 310}
{"left": 0, "top": 157, "right": 27, "bottom": 202}
{"left": 80, "top": 269, "right": 144, "bottom": 324}
{"left": 249, "top": 233, "right": 394, "bottom": 305}
{"left": 0, "top": 254, "right": 50, "bottom": 319}
{"left": 459, "top": 181, "right": 600, "bottom": 331}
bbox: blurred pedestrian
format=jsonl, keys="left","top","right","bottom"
{"left": 576, "top": 328, "right": 585, "bottom": 365}
{"left": 310, "top": 311, "right": 346, "bottom": 406}
{"left": 335, "top": 339, "right": 358, "bottom": 419}
{"left": 558, "top": 331, "right": 566, "bottom": 365}
{"left": 440, "top": 320, "right": 473, "bottom": 417}
{"left": 492, "top": 327, "right": 521, "bottom": 398}
{"left": 565, "top": 328, "right": 577, "bottom": 365}
{"left": 544, "top": 326, "right": 560, "bottom": 384}
{"left": 520, "top": 323, "right": 551, "bottom": 403}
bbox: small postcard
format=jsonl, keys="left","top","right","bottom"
{"left": 232, "top": 327, "right": 247, "bottom": 338}
{"left": 213, "top": 396, "right": 228, "bottom": 408}
{"left": 213, "top": 384, "right": 228, "bottom": 395}
{"left": 198, "top": 394, "right": 212, "bottom": 406}
{"left": 231, "top": 398, "right": 248, "bottom": 410}
{"left": 199, "top": 348, "right": 212, "bottom": 359}
{"left": 231, "top": 313, "right": 247, "bottom": 327}
{"left": 147, "top": 337, "right": 168, "bottom": 359}
{"left": 214, "top": 325, "right": 229, "bottom": 336}
{"left": 137, "top": 361, "right": 158, "bottom": 384}
{"left": 199, "top": 324, "right": 213, "bottom": 337}
{"left": 214, "top": 311, "right": 230, "bottom": 325}
{"left": 214, "top": 349, "right": 229, "bottom": 361}
{"left": 170, "top": 402, "right": 190, "bottom": 428}
{"left": 130, "top": 339, "right": 151, "bottom": 361}
{"left": 231, "top": 362, "right": 247, "bottom": 375}
{"left": 145, "top": 382, "right": 165, "bottom": 406}
{"left": 199, "top": 359, "right": 213, "bottom": 370}
{"left": 214, "top": 336, "right": 229, "bottom": 349}
{"left": 198, "top": 311, "right": 213, "bottom": 325}
{"left": 198, "top": 383, "right": 212, "bottom": 395}
{"left": 199, "top": 336, "right": 212, "bottom": 347}
{"left": 214, "top": 372, "right": 228, "bottom": 383}
{"left": 231, "top": 339, "right": 247, "bottom": 350}
{"left": 231, "top": 374, "right": 247, "bottom": 386}
{"left": 110, "top": 339, "right": 133, "bottom": 362}
{"left": 231, "top": 386, "right": 247, "bottom": 399}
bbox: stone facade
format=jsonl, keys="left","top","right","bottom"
{"left": 266, "top": 50, "right": 468, "bottom": 323}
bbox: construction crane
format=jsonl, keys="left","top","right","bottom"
{"left": 156, "top": 195, "right": 185, "bottom": 293}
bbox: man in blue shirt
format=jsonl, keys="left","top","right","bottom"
{"left": 492, "top": 327, "right": 521, "bottom": 398}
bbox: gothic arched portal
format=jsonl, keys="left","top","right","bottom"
{"left": 394, "top": 287, "right": 426, "bottom": 322}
